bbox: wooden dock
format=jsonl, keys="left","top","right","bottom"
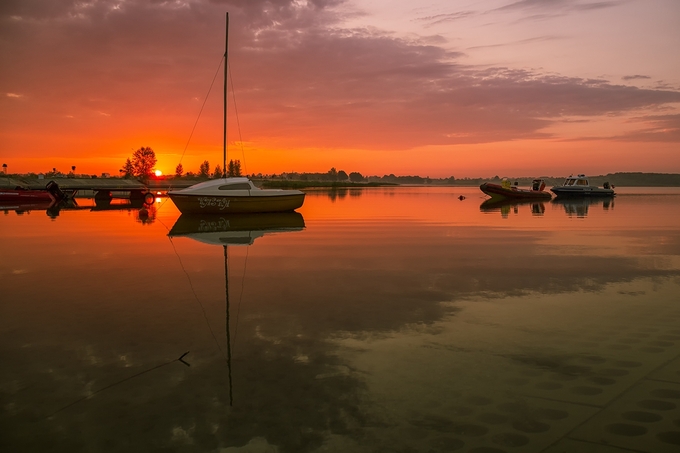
{"left": 4, "top": 177, "right": 154, "bottom": 203}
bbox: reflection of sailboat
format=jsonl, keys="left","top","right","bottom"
{"left": 552, "top": 196, "right": 614, "bottom": 218}
{"left": 168, "top": 13, "right": 305, "bottom": 214}
{"left": 480, "top": 198, "right": 546, "bottom": 217}
{"left": 168, "top": 212, "right": 305, "bottom": 404}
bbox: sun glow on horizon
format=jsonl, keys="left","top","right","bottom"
{"left": 154, "top": 170, "right": 162, "bottom": 177}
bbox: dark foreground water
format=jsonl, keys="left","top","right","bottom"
{"left": 1, "top": 186, "right": 680, "bottom": 453}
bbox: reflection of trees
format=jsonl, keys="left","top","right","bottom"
{"left": 135, "top": 204, "right": 157, "bottom": 225}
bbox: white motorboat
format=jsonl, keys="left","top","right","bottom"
{"left": 550, "top": 174, "right": 615, "bottom": 197}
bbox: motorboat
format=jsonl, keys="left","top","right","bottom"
{"left": 0, "top": 180, "right": 67, "bottom": 204}
{"left": 479, "top": 178, "right": 552, "bottom": 201}
{"left": 168, "top": 13, "right": 305, "bottom": 214}
{"left": 550, "top": 174, "right": 615, "bottom": 197}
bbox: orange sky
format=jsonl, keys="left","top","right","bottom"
{"left": 1, "top": 0, "right": 679, "bottom": 178}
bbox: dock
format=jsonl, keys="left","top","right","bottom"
{"left": 2, "top": 176, "right": 153, "bottom": 203}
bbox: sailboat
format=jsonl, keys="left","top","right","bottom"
{"left": 169, "top": 211, "right": 305, "bottom": 404}
{"left": 168, "top": 13, "right": 305, "bottom": 214}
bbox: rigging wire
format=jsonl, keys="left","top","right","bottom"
{"left": 167, "top": 236, "right": 229, "bottom": 364}
{"left": 176, "top": 56, "right": 225, "bottom": 167}
{"left": 228, "top": 65, "right": 247, "bottom": 176}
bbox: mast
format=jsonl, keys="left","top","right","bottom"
{"left": 223, "top": 12, "right": 229, "bottom": 176}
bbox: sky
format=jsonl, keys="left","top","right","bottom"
{"left": 1, "top": 0, "right": 679, "bottom": 178}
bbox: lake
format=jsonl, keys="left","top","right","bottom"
{"left": 2, "top": 186, "right": 680, "bottom": 453}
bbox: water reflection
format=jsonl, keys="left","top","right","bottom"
{"left": 552, "top": 196, "right": 615, "bottom": 217}
{"left": 1, "top": 197, "right": 156, "bottom": 222}
{"left": 480, "top": 198, "right": 546, "bottom": 217}
{"left": 2, "top": 187, "right": 680, "bottom": 452}
{"left": 168, "top": 212, "right": 305, "bottom": 405}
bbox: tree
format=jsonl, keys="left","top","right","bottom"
{"left": 131, "top": 147, "right": 157, "bottom": 179}
{"left": 121, "top": 158, "right": 134, "bottom": 178}
{"left": 199, "top": 160, "right": 210, "bottom": 177}
{"left": 213, "top": 165, "right": 224, "bottom": 179}
{"left": 175, "top": 163, "right": 184, "bottom": 177}
{"left": 227, "top": 159, "right": 242, "bottom": 177}
{"left": 337, "top": 170, "right": 348, "bottom": 181}
{"left": 328, "top": 167, "right": 338, "bottom": 181}
{"left": 349, "top": 172, "right": 364, "bottom": 182}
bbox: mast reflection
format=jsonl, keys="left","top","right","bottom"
{"left": 168, "top": 212, "right": 305, "bottom": 405}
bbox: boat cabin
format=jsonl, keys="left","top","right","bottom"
{"left": 561, "top": 175, "right": 590, "bottom": 187}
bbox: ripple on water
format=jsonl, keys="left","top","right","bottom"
{"left": 535, "top": 381, "right": 562, "bottom": 390}
{"left": 450, "top": 423, "right": 488, "bottom": 437}
{"left": 504, "top": 377, "right": 530, "bottom": 386}
{"left": 598, "top": 368, "right": 629, "bottom": 377}
{"left": 497, "top": 402, "right": 526, "bottom": 414}
{"left": 614, "top": 360, "right": 642, "bottom": 368}
{"left": 639, "top": 346, "right": 665, "bottom": 353}
{"left": 656, "top": 431, "right": 680, "bottom": 446}
{"left": 533, "top": 408, "right": 569, "bottom": 421}
{"left": 468, "top": 448, "right": 508, "bottom": 453}
{"left": 569, "top": 386, "right": 603, "bottom": 396}
{"left": 637, "top": 400, "right": 677, "bottom": 411}
{"left": 560, "top": 365, "right": 592, "bottom": 376}
{"left": 621, "top": 411, "right": 663, "bottom": 423}
{"left": 578, "top": 355, "right": 606, "bottom": 364}
{"left": 466, "top": 396, "right": 492, "bottom": 406}
{"left": 448, "top": 406, "right": 474, "bottom": 417}
{"left": 650, "top": 389, "right": 680, "bottom": 399}
{"left": 586, "top": 376, "right": 616, "bottom": 386}
{"left": 477, "top": 413, "right": 509, "bottom": 425}
{"left": 605, "top": 423, "right": 647, "bottom": 436}
{"left": 430, "top": 437, "right": 465, "bottom": 451}
{"left": 649, "top": 340, "right": 674, "bottom": 347}
{"left": 511, "top": 419, "right": 550, "bottom": 433}
{"left": 491, "top": 432, "right": 530, "bottom": 448}
{"left": 658, "top": 334, "right": 680, "bottom": 341}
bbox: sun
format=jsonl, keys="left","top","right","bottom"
{"left": 154, "top": 169, "right": 162, "bottom": 177}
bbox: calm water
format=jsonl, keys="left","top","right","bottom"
{"left": 2, "top": 186, "right": 680, "bottom": 453}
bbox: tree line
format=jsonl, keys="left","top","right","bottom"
{"left": 120, "top": 147, "right": 242, "bottom": 179}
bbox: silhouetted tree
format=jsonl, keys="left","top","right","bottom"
{"left": 213, "top": 164, "right": 224, "bottom": 178}
{"left": 121, "top": 158, "right": 134, "bottom": 178}
{"left": 199, "top": 160, "right": 210, "bottom": 177}
{"left": 131, "top": 147, "right": 157, "bottom": 179}
{"left": 328, "top": 167, "right": 338, "bottom": 181}
{"left": 227, "top": 159, "right": 242, "bottom": 177}
{"left": 349, "top": 172, "right": 364, "bottom": 182}
{"left": 337, "top": 170, "right": 348, "bottom": 181}
{"left": 175, "top": 163, "right": 184, "bottom": 177}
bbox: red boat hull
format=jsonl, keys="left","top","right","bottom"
{"left": 480, "top": 183, "right": 552, "bottom": 200}
{"left": 0, "top": 189, "right": 55, "bottom": 203}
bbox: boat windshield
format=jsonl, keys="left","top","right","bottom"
{"left": 564, "top": 179, "right": 576, "bottom": 186}
{"left": 576, "top": 179, "right": 588, "bottom": 186}
{"left": 218, "top": 183, "right": 252, "bottom": 190}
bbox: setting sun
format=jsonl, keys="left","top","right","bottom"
{"left": 154, "top": 170, "right": 162, "bottom": 177}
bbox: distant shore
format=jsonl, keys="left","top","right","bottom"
{"left": 2, "top": 172, "right": 680, "bottom": 189}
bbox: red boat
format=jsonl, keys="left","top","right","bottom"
{"left": 480, "top": 179, "right": 552, "bottom": 200}
{"left": 0, "top": 181, "right": 66, "bottom": 204}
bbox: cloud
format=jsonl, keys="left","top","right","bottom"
{"left": 1, "top": 0, "right": 679, "bottom": 156}
{"left": 622, "top": 74, "right": 651, "bottom": 81}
